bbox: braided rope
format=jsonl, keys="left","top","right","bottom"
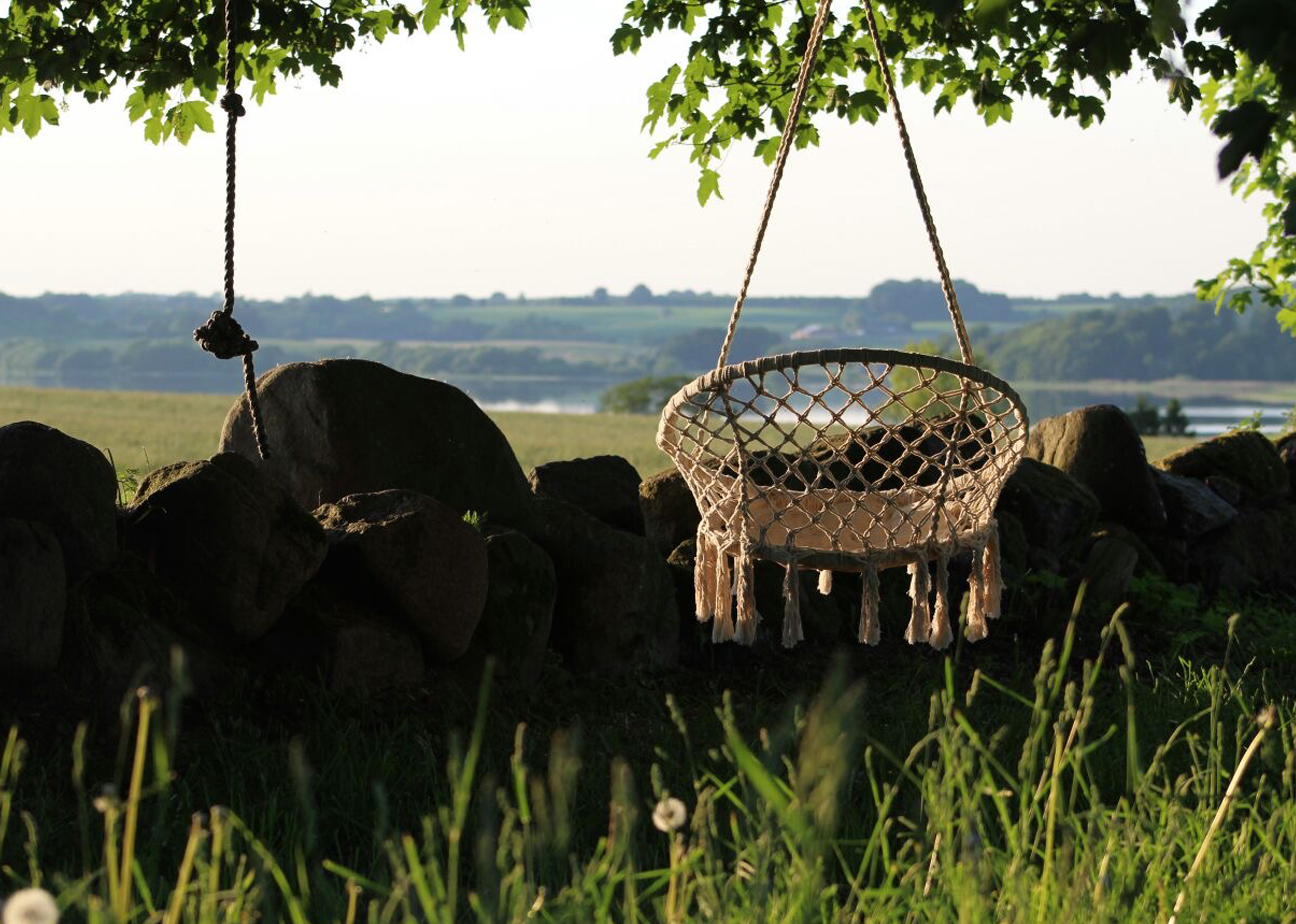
{"left": 193, "top": 0, "right": 271, "bottom": 460}
{"left": 860, "top": 0, "right": 973, "bottom": 365}
{"left": 716, "top": 0, "right": 834, "bottom": 370}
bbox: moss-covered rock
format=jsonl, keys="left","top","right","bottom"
{"left": 994, "top": 458, "right": 1101, "bottom": 573}
{"left": 1025, "top": 404, "right": 1165, "bottom": 531}
{"left": 1155, "top": 430, "right": 1289, "bottom": 505}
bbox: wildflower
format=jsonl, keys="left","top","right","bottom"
{"left": 2, "top": 888, "right": 59, "bottom": 924}
{"left": 652, "top": 796, "right": 687, "bottom": 833}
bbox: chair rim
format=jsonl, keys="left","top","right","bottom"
{"left": 657, "top": 347, "right": 1030, "bottom": 454}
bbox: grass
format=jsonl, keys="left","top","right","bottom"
{"left": 6, "top": 589, "right": 1296, "bottom": 923}
{"left": 0, "top": 385, "right": 1210, "bottom": 492}
{"left": 0, "top": 386, "right": 672, "bottom": 479}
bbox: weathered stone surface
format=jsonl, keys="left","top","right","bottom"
{"left": 260, "top": 581, "right": 424, "bottom": 696}
{"left": 0, "top": 519, "right": 65, "bottom": 677}
{"left": 1156, "top": 430, "right": 1290, "bottom": 505}
{"left": 1154, "top": 469, "right": 1238, "bottom": 540}
{"left": 456, "top": 528, "right": 555, "bottom": 692}
{"left": 994, "top": 459, "right": 1101, "bottom": 573}
{"left": 1188, "top": 506, "right": 1296, "bottom": 593}
{"left": 1025, "top": 405, "right": 1165, "bottom": 530}
{"left": 0, "top": 421, "right": 117, "bottom": 580}
{"left": 530, "top": 496, "right": 679, "bottom": 672}
{"left": 125, "top": 453, "right": 328, "bottom": 641}
{"left": 640, "top": 467, "right": 700, "bottom": 554}
{"left": 529, "top": 455, "right": 644, "bottom": 534}
{"left": 219, "top": 359, "right": 536, "bottom": 529}
{"left": 315, "top": 489, "right": 488, "bottom": 662}
{"left": 320, "top": 611, "right": 424, "bottom": 696}
{"left": 1205, "top": 475, "right": 1243, "bottom": 508}
{"left": 62, "top": 553, "right": 222, "bottom": 700}
{"left": 1278, "top": 432, "right": 1296, "bottom": 497}
{"left": 1081, "top": 533, "right": 1140, "bottom": 612}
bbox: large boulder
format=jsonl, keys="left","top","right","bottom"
{"left": 530, "top": 497, "right": 679, "bottom": 672}
{"left": 124, "top": 453, "right": 328, "bottom": 641}
{"left": 529, "top": 455, "right": 644, "bottom": 534}
{"left": 640, "top": 467, "right": 701, "bottom": 554}
{"left": 1188, "top": 505, "right": 1296, "bottom": 593}
{"left": 62, "top": 553, "right": 224, "bottom": 702}
{"left": 219, "top": 359, "right": 536, "bottom": 529}
{"left": 1025, "top": 405, "right": 1165, "bottom": 530}
{"left": 0, "top": 519, "right": 65, "bottom": 677}
{"left": 0, "top": 421, "right": 117, "bottom": 580}
{"left": 314, "top": 490, "right": 488, "bottom": 663}
{"left": 1276, "top": 432, "right": 1296, "bottom": 497}
{"left": 1154, "top": 469, "right": 1238, "bottom": 540}
{"left": 264, "top": 582, "right": 425, "bottom": 697}
{"left": 455, "top": 528, "right": 555, "bottom": 692}
{"left": 994, "top": 459, "right": 1101, "bottom": 574}
{"left": 1155, "top": 430, "right": 1290, "bottom": 505}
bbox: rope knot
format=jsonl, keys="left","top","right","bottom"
{"left": 194, "top": 310, "right": 258, "bottom": 360}
{"left": 220, "top": 92, "right": 245, "bottom": 117}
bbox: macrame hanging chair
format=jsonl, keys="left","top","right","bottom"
{"left": 657, "top": 0, "right": 1029, "bottom": 649}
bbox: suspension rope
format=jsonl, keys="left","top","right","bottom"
{"left": 715, "top": 0, "right": 834, "bottom": 370}
{"left": 193, "top": 0, "right": 271, "bottom": 459}
{"left": 715, "top": 0, "right": 975, "bottom": 370}
{"left": 860, "top": 0, "right": 973, "bottom": 365}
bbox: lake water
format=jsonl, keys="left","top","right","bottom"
{"left": 471, "top": 382, "right": 1289, "bottom": 435}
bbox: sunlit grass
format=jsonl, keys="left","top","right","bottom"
{"left": 9, "top": 602, "right": 1294, "bottom": 923}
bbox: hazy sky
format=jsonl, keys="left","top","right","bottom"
{"left": 0, "top": 0, "right": 1268, "bottom": 301}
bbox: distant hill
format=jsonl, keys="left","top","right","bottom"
{"left": 978, "top": 304, "right": 1293, "bottom": 382}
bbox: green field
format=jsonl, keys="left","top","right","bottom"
{"left": 0, "top": 386, "right": 1204, "bottom": 484}
{"left": 0, "top": 385, "right": 673, "bottom": 478}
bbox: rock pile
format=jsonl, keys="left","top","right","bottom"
{"left": 1, "top": 360, "right": 1292, "bottom": 705}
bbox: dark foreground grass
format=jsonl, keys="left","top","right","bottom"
{"left": 2, "top": 582, "right": 1295, "bottom": 923}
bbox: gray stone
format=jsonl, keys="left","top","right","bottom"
{"left": 529, "top": 455, "right": 644, "bottom": 534}
{"left": 639, "top": 467, "right": 700, "bottom": 554}
{"left": 530, "top": 496, "right": 679, "bottom": 672}
{"left": 315, "top": 489, "right": 488, "bottom": 662}
{"left": 994, "top": 458, "right": 1101, "bottom": 572}
{"left": 0, "top": 421, "right": 117, "bottom": 581}
{"left": 1188, "top": 506, "right": 1296, "bottom": 593}
{"left": 1154, "top": 469, "right": 1238, "bottom": 539}
{"left": 0, "top": 519, "right": 65, "bottom": 677}
{"left": 1025, "top": 405, "right": 1166, "bottom": 530}
{"left": 1156, "top": 430, "right": 1290, "bottom": 505}
{"left": 125, "top": 453, "right": 328, "bottom": 641}
{"left": 456, "top": 528, "right": 555, "bottom": 692}
{"left": 1277, "top": 432, "right": 1296, "bottom": 497}
{"left": 219, "top": 359, "right": 537, "bottom": 529}
{"left": 1081, "top": 534, "right": 1139, "bottom": 613}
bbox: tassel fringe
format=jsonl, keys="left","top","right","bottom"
{"left": 735, "top": 553, "right": 758, "bottom": 645}
{"left": 694, "top": 533, "right": 717, "bottom": 623}
{"left": 712, "top": 549, "right": 734, "bottom": 643}
{"left": 904, "top": 560, "right": 932, "bottom": 645}
{"left": 782, "top": 563, "right": 803, "bottom": 648}
{"left": 930, "top": 553, "right": 953, "bottom": 650}
{"left": 965, "top": 543, "right": 988, "bottom": 642}
{"left": 818, "top": 569, "right": 833, "bottom": 595}
{"left": 858, "top": 565, "right": 881, "bottom": 646}
{"left": 982, "top": 520, "right": 1002, "bottom": 620}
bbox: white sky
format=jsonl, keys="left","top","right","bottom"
{"left": 0, "top": 0, "right": 1268, "bottom": 301}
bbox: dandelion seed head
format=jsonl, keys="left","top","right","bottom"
{"left": 652, "top": 796, "right": 687, "bottom": 833}
{"left": 2, "top": 888, "right": 59, "bottom": 924}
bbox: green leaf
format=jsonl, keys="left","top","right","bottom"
{"left": 696, "top": 167, "right": 722, "bottom": 206}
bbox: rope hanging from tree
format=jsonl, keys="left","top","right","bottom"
{"left": 657, "top": 0, "right": 1029, "bottom": 649}
{"left": 193, "top": 0, "right": 271, "bottom": 460}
